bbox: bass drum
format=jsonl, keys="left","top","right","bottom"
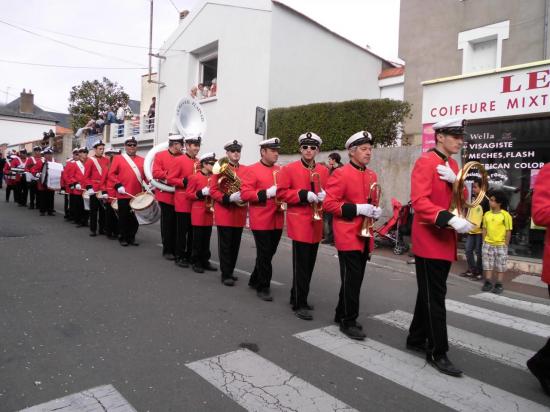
{"left": 130, "top": 192, "right": 161, "bottom": 225}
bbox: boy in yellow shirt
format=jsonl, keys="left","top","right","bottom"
{"left": 481, "top": 190, "right": 513, "bottom": 294}
{"left": 461, "top": 178, "right": 487, "bottom": 280}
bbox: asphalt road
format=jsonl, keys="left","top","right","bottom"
{"left": 1, "top": 193, "right": 549, "bottom": 411}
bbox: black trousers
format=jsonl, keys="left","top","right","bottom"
{"left": 64, "top": 194, "right": 70, "bottom": 218}
{"left": 249, "top": 229, "right": 282, "bottom": 291}
{"left": 529, "top": 338, "right": 550, "bottom": 374}
{"left": 408, "top": 256, "right": 451, "bottom": 358}
{"left": 104, "top": 203, "right": 119, "bottom": 236}
{"left": 175, "top": 212, "right": 193, "bottom": 261}
{"left": 118, "top": 198, "right": 138, "bottom": 242}
{"left": 17, "top": 178, "right": 28, "bottom": 205}
{"left": 217, "top": 226, "right": 243, "bottom": 280}
{"left": 335, "top": 245, "right": 370, "bottom": 326}
{"left": 291, "top": 240, "right": 320, "bottom": 310}
{"left": 89, "top": 196, "right": 105, "bottom": 234}
{"left": 6, "top": 185, "right": 16, "bottom": 202}
{"left": 28, "top": 182, "right": 38, "bottom": 208}
{"left": 38, "top": 190, "right": 54, "bottom": 214}
{"left": 323, "top": 212, "right": 334, "bottom": 243}
{"left": 70, "top": 194, "right": 88, "bottom": 225}
{"left": 192, "top": 226, "right": 212, "bottom": 267}
{"left": 159, "top": 202, "right": 176, "bottom": 255}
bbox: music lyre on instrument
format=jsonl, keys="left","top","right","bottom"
{"left": 272, "top": 170, "right": 287, "bottom": 212}
{"left": 359, "top": 182, "right": 381, "bottom": 238}
{"left": 449, "top": 161, "right": 488, "bottom": 228}
{"left": 310, "top": 171, "right": 322, "bottom": 221}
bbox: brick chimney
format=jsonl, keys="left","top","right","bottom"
{"left": 179, "top": 10, "right": 189, "bottom": 20}
{"left": 19, "top": 89, "right": 34, "bottom": 114}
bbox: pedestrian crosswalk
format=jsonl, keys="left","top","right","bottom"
{"left": 186, "top": 292, "right": 550, "bottom": 411}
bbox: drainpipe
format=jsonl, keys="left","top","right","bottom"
{"left": 544, "top": 0, "right": 549, "bottom": 59}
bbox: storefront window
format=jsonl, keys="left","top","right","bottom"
{"left": 463, "top": 117, "right": 550, "bottom": 259}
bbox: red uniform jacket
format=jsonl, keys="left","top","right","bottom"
{"left": 31, "top": 158, "right": 46, "bottom": 191}
{"left": 411, "top": 150, "right": 458, "bottom": 261}
{"left": 240, "top": 161, "right": 285, "bottom": 230}
{"left": 63, "top": 161, "right": 76, "bottom": 194}
{"left": 85, "top": 155, "right": 110, "bottom": 192}
{"left": 67, "top": 160, "right": 88, "bottom": 195}
{"left": 209, "top": 163, "right": 248, "bottom": 228}
{"left": 168, "top": 154, "right": 198, "bottom": 213}
{"left": 153, "top": 150, "right": 182, "bottom": 205}
{"left": 186, "top": 172, "right": 214, "bottom": 226}
{"left": 532, "top": 162, "right": 550, "bottom": 284}
{"left": 108, "top": 154, "right": 146, "bottom": 199}
{"left": 3, "top": 158, "right": 21, "bottom": 186}
{"left": 25, "top": 156, "right": 40, "bottom": 175}
{"left": 278, "top": 160, "right": 329, "bottom": 243}
{"left": 324, "top": 162, "right": 377, "bottom": 251}
{"left": 100, "top": 158, "right": 118, "bottom": 199}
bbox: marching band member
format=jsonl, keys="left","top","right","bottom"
{"left": 3, "top": 154, "right": 21, "bottom": 203}
{"left": 25, "top": 146, "right": 42, "bottom": 210}
{"left": 63, "top": 149, "right": 79, "bottom": 221}
{"left": 240, "top": 138, "right": 285, "bottom": 301}
{"left": 36, "top": 147, "right": 55, "bottom": 216}
{"left": 153, "top": 135, "right": 184, "bottom": 259}
{"left": 407, "top": 118, "right": 473, "bottom": 377}
{"left": 68, "top": 147, "right": 90, "bottom": 227}
{"left": 209, "top": 140, "right": 247, "bottom": 286}
{"left": 101, "top": 147, "right": 120, "bottom": 240}
{"left": 185, "top": 152, "right": 218, "bottom": 273}
{"left": 324, "top": 131, "right": 381, "bottom": 340}
{"left": 168, "top": 136, "right": 201, "bottom": 268}
{"left": 108, "top": 137, "right": 145, "bottom": 247}
{"left": 29, "top": 148, "right": 44, "bottom": 215}
{"left": 85, "top": 141, "right": 110, "bottom": 237}
{"left": 278, "top": 132, "right": 329, "bottom": 320}
{"left": 16, "top": 149, "right": 29, "bottom": 207}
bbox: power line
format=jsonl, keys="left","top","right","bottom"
{"left": 0, "top": 58, "right": 147, "bottom": 70}
{"left": 0, "top": 19, "right": 145, "bottom": 67}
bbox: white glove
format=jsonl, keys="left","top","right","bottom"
{"left": 102, "top": 193, "right": 109, "bottom": 199}
{"left": 117, "top": 186, "right": 126, "bottom": 194}
{"left": 35, "top": 173, "right": 41, "bottom": 179}
{"left": 229, "top": 191, "right": 242, "bottom": 203}
{"left": 201, "top": 186, "right": 210, "bottom": 196}
{"left": 86, "top": 189, "right": 95, "bottom": 195}
{"left": 266, "top": 185, "right": 277, "bottom": 199}
{"left": 356, "top": 203, "right": 376, "bottom": 217}
{"left": 75, "top": 184, "right": 82, "bottom": 191}
{"left": 317, "top": 190, "right": 326, "bottom": 202}
{"left": 307, "top": 191, "right": 319, "bottom": 203}
{"left": 448, "top": 216, "right": 475, "bottom": 234}
{"left": 372, "top": 206, "right": 382, "bottom": 219}
{"left": 436, "top": 162, "right": 457, "bottom": 184}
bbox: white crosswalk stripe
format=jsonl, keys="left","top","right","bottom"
{"left": 446, "top": 299, "right": 550, "bottom": 337}
{"left": 20, "top": 385, "right": 136, "bottom": 412}
{"left": 470, "top": 293, "right": 550, "bottom": 317}
{"left": 295, "top": 326, "right": 549, "bottom": 412}
{"left": 373, "top": 309, "right": 535, "bottom": 371}
{"left": 186, "top": 348, "right": 357, "bottom": 411}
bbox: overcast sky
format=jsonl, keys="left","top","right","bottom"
{"left": 0, "top": 0, "right": 400, "bottom": 114}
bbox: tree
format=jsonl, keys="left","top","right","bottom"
{"left": 68, "top": 77, "right": 129, "bottom": 131}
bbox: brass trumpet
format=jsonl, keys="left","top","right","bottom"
{"left": 310, "top": 171, "right": 323, "bottom": 221}
{"left": 272, "top": 170, "right": 287, "bottom": 212}
{"left": 205, "top": 176, "right": 214, "bottom": 213}
{"left": 449, "top": 161, "right": 488, "bottom": 225}
{"left": 359, "top": 182, "right": 381, "bottom": 238}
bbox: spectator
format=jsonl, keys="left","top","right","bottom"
{"left": 460, "top": 177, "right": 487, "bottom": 280}
{"left": 321, "top": 152, "right": 343, "bottom": 245}
{"left": 147, "top": 97, "right": 156, "bottom": 132}
{"left": 190, "top": 86, "right": 198, "bottom": 99}
{"left": 197, "top": 83, "right": 209, "bottom": 99}
{"left": 106, "top": 106, "right": 117, "bottom": 125}
{"left": 95, "top": 114, "right": 105, "bottom": 134}
{"left": 481, "top": 190, "right": 512, "bottom": 294}
{"left": 209, "top": 78, "right": 217, "bottom": 97}
{"left": 116, "top": 105, "right": 125, "bottom": 123}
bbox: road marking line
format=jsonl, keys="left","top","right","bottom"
{"left": 294, "top": 326, "right": 549, "bottom": 412}
{"left": 446, "top": 300, "right": 550, "bottom": 338}
{"left": 20, "top": 384, "right": 136, "bottom": 412}
{"left": 512, "top": 274, "right": 548, "bottom": 289}
{"left": 471, "top": 293, "right": 550, "bottom": 317}
{"left": 373, "top": 310, "right": 534, "bottom": 371}
{"left": 209, "top": 260, "right": 284, "bottom": 286}
{"left": 186, "top": 348, "right": 357, "bottom": 412}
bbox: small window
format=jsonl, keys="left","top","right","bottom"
{"left": 458, "top": 21, "right": 509, "bottom": 74}
{"left": 192, "top": 54, "right": 218, "bottom": 100}
{"left": 201, "top": 57, "right": 217, "bottom": 87}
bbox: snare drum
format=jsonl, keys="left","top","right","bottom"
{"left": 129, "top": 192, "right": 161, "bottom": 225}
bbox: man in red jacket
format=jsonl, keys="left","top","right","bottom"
{"left": 278, "top": 132, "right": 329, "bottom": 320}
{"left": 324, "top": 131, "right": 381, "bottom": 340}
{"left": 36, "top": 147, "right": 55, "bottom": 216}
{"left": 108, "top": 137, "right": 146, "bottom": 247}
{"left": 4, "top": 154, "right": 21, "bottom": 203}
{"left": 63, "top": 149, "right": 79, "bottom": 221}
{"left": 85, "top": 141, "right": 110, "bottom": 237}
{"left": 210, "top": 140, "right": 247, "bottom": 286}
{"left": 241, "top": 138, "right": 285, "bottom": 301}
{"left": 407, "top": 118, "right": 473, "bottom": 377}
{"left": 69, "top": 147, "right": 90, "bottom": 227}
{"left": 153, "top": 135, "right": 184, "bottom": 260}
{"left": 25, "top": 146, "right": 42, "bottom": 210}
{"left": 527, "top": 162, "right": 550, "bottom": 396}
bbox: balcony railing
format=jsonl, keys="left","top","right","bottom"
{"left": 108, "top": 116, "right": 155, "bottom": 142}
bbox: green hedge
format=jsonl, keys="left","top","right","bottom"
{"left": 267, "top": 99, "right": 411, "bottom": 154}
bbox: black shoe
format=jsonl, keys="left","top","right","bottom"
{"left": 482, "top": 280, "right": 493, "bottom": 292}
{"left": 175, "top": 259, "right": 189, "bottom": 268}
{"left": 339, "top": 324, "right": 366, "bottom": 340}
{"left": 231, "top": 275, "right": 238, "bottom": 281}
{"left": 47, "top": 212, "right": 55, "bottom": 216}
{"left": 334, "top": 316, "right": 363, "bottom": 330}
{"left": 163, "top": 253, "right": 176, "bottom": 261}
{"left": 492, "top": 283, "right": 504, "bottom": 295}
{"left": 192, "top": 264, "right": 204, "bottom": 274}
{"left": 129, "top": 240, "right": 139, "bottom": 246}
{"left": 527, "top": 356, "right": 550, "bottom": 396}
{"left": 294, "top": 308, "right": 313, "bottom": 321}
{"left": 89, "top": 232, "right": 97, "bottom": 237}
{"left": 427, "top": 355, "right": 463, "bottom": 377}
{"left": 222, "top": 278, "right": 235, "bottom": 287}
{"left": 119, "top": 240, "right": 129, "bottom": 247}
{"left": 406, "top": 340, "right": 427, "bottom": 354}
{"left": 203, "top": 262, "right": 217, "bottom": 271}
{"left": 257, "top": 289, "right": 273, "bottom": 301}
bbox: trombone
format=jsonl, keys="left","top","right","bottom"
{"left": 359, "top": 182, "right": 381, "bottom": 238}
{"left": 310, "top": 171, "right": 323, "bottom": 221}
{"left": 272, "top": 170, "right": 287, "bottom": 212}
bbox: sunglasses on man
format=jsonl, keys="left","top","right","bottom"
{"left": 126, "top": 143, "right": 137, "bottom": 147}
{"left": 228, "top": 149, "right": 241, "bottom": 153}
{"left": 205, "top": 161, "right": 216, "bottom": 166}
{"left": 301, "top": 145, "right": 318, "bottom": 151}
